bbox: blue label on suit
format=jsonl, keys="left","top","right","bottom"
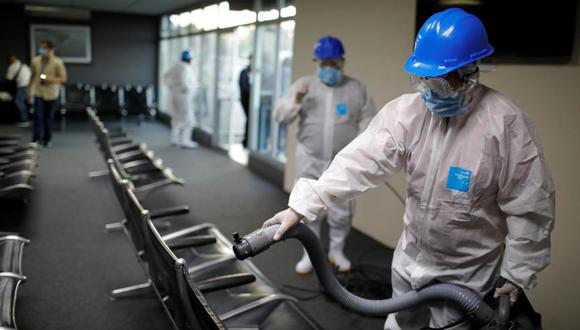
{"left": 446, "top": 167, "right": 471, "bottom": 192}
{"left": 336, "top": 103, "right": 348, "bottom": 117}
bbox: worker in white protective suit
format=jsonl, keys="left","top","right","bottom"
{"left": 263, "top": 8, "right": 554, "bottom": 329}
{"left": 274, "top": 36, "right": 376, "bottom": 275}
{"left": 163, "top": 50, "right": 198, "bottom": 149}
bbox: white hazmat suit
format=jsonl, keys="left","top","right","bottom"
{"left": 163, "top": 61, "right": 198, "bottom": 147}
{"left": 287, "top": 84, "right": 555, "bottom": 328}
{"left": 274, "top": 74, "right": 376, "bottom": 272}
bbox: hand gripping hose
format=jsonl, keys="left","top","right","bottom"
{"left": 232, "top": 223, "right": 494, "bottom": 326}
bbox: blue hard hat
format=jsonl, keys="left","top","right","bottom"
{"left": 181, "top": 50, "right": 192, "bottom": 61}
{"left": 405, "top": 8, "right": 494, "bottom": 77}
{"left": 314, "top": 36, "right": 345, "bottom": 59}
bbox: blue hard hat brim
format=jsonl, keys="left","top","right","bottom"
{"left": 314, "top": 56, "right": 344, "bottom": 60}
{"left": 404, "top": 47, "right": 493, "bottom": 77}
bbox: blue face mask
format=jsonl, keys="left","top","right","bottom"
{"left": 38, "top": 48, "right": 47, "bottom": 56}
{"left": 318, "top": 67, "right": 342, "bottom": 86}
{"left": 421, "top": 89, "right": 467, "bottom": 118}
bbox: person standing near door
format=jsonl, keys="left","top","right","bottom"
{"left": 29, "top": 40, "right": 67, "bottom": 147}
{"left": 239, "top": 55, "right": 252, "bottom": 148}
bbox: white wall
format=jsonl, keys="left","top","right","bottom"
{"left": 285, "top": 0, "right": 580, "bottom": 328}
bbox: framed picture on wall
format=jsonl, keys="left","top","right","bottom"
{"left": 30, "top": 24, "right": 92, "bottom": 64}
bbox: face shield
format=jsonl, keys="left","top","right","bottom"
{"left": 410, "top": 63, "right": 479, "bottom": 98}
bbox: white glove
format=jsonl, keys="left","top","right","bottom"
{"left": 494, "top": 280, "right": 522, "bottom": 305}
{"left": 295, "top": 84, "right": 309, "bottom": 104}
{"left": 262, "top": 208, "right": 303, "bottom": 241}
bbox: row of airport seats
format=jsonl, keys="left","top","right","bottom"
{"left": 0, "top": 234, "right": 29, "bottom": 330}
{"left": 0, "top": 136, "right": 34, "bottom": 329}
{"left": 87, "top": 111, "right": 321, "bottom": 329}
{"left": 0, "top": 135, "right": 38, "bottom": 201}
{"left": 60, "top": 83, "right": 156, "bottom": 129}
{"left": 87, "top": 108, "right": 183, "bottom": 199}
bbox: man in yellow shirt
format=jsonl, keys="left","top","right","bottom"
{"left": 28, "top": 40, "right": 67, "bottom": 147}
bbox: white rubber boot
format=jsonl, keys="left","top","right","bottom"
{"left": 294, "top": 220, "right": 321, "bottom": 275}
{"left": 180, "top": 127, "right": 198, "bottom": 149}
{"left": 295, "top": 249, "right": 313, "bottom": 275}
{"left": 328, "top": 226, "right": 352, "bottom": 272}
{"left": 328, "top": 206, "right": 353, "bottom": 272}
{"left": 170, "top": 128, "right": 181, "bottom": 146}
{"left": 328, "top": 242, "right": 352, "bottom": 272}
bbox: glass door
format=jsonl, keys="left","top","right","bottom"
{"left": 250, "top": 20, "right": 294, "bottom": 163}
{"left": 273, "top": 20, "right": 295, "bottom": 162}
{"left": 215, "top": 26, "right": 255, "bottom": 156}
{"left": 252, "top": 23, "right": 278, "bottom": 155}
{"left": 198, "top": 32, "right": 218, "bottom": 135}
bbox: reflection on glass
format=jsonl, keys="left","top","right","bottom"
{"left": 280, "top": 6, "right": 296, "bottom": 18}
{"left": 198, "top": 33, "right": 217, "bottom": 133}
{"left": 258, "top": 9, "right": 280, "bottom": 22}
{"left": 202, "top": 4, "right": 220, "bottom": 31}
{"left": 218, "top": 2, "right": 257, "bottom": 29}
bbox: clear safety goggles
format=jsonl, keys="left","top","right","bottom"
{"left": 410, "top": 63, "right": 479, "bottom": 98}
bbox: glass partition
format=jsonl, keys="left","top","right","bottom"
{"left": 253, "top": 23, "right": 278, "bottom": 155}
{"left": 216, "top": 26, "right": 255, "bottom": 149}
{"left": 274, "top": 20, "right": 295, "bottom": 162}
{"left": 198, "top": 32, "right": 218, "bottom": 133}
{"left": 159, "top": 1, "right": 295, "bottom": 166}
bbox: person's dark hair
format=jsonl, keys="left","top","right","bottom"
{"left": 40, "top": 40, "right": 55, "bottom": 49}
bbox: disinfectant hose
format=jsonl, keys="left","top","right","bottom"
{"left": 232, "top": 223, "right": 494, "bottom": 326}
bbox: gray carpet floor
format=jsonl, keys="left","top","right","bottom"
{"left": 0, "top": 119, "right": 393, "bottom": 330}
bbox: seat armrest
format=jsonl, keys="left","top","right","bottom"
{"left": 196, "top": 273, "right": 256, "bottom": 294}
{"left": 111, "top": 138, "right": 133, "bottom": 146}
{"left": 112, "top": 144, "right": 140, "bottom": 154}
{"left": 109, "top": 131, "right": 127, "bottom": 139}
{"left": 150, "top": 205, "right": 190, "bottom": 219}
{"left": 166, "top": 235, "right": 217, "bottom": 249}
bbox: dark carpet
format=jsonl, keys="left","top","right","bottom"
{"left": 0, "top": 119, "right": 394, "bottom": 330}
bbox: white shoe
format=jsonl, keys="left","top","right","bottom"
{"left": 295, "top": 252, "right": 313, "bottom": 275}
{"left": 181, "top": 141, "right": 199, "bottom": 149}
{"left": 328, "top": 249, "right": 351, "bottom": 272}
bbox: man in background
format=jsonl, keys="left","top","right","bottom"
{"left": 238, "top": 55, "right": 252, "bottom": 148}
{"left": 6, "top": 55, "right": 31, "bottom": 127}
{"left": 29, "top": 40, "right": 67, "bottom": 147}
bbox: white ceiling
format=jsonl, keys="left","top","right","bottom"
{"left": 0, "top": 0, "right": 204, "bottom": 15}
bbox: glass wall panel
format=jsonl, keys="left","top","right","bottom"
{"left": 198, "top": 32, "right": 217, "bottom": 132}
{"left": 254, "top": 23, "right": 278, "bottom": 156}
{"left": 159, "top": 1, "right": 295, "bottom": 165}
{"left": 217, "top": 32, "right": 235, "bottom": 146}
{"left": 158, "top": 39, "right": 170, "bottom": 113}
{"left": 274, "top": 20, "right": 295, "bottom": 162}
{"left": 216, "top": 26, "right": 255, "bottom": 149}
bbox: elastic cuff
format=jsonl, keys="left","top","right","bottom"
{"left": 288, "top": 201, "right": 317, "bottom": 222}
